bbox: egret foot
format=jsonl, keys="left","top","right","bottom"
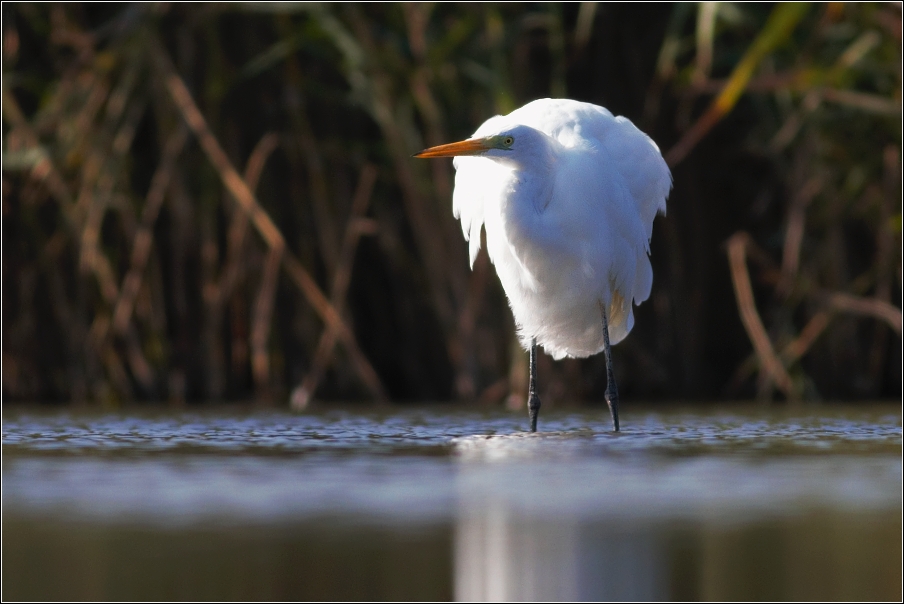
{"left": 605, "top": 380, "right": 619, "bottom": 432}
{"left": 600, "top": 302, "right": 620, "bottom": 432}
{"left": 528, "top": 337, "right": 541, "bottom": 432}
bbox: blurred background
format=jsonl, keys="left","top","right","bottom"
{"left": 2, "top": 2, "right": 901, "bottom": 407}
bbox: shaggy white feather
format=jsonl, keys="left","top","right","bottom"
{"left": 451, "top": 99, "right": 670, "bottom": 360}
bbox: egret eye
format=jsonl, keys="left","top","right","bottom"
{"left": 503, "top": 136, "right": 514, "bottom": 147}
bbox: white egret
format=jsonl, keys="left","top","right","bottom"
{"left": 415, "top": 98, "right": 670, "bottom": 432}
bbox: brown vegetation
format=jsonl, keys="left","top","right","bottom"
{"left": 2, "top": 3, "right": 900, "bottom": 406}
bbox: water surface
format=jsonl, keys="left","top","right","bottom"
{"left": 3, "top": 404, "right": 901, "bottom": 600}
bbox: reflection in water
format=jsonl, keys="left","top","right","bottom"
{"left": 452, "top": 434, "right": 668, "bottom": 601}
{"left": 2, "top": 406, "right": 901, "bottom": 600}
{"left": 455, "top": 505, "right": 664, "bottom": 601}
{"left": 452, "top": 500, "right": 902, "bottom": 602}
{"left": 450, "top": 431, "right": 901, "bottom": 602}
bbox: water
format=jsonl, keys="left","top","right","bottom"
{"left": 3, "top": 405, "right": 901, "bottom": 600}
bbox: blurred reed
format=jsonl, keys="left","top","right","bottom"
{"left": 2, "top": 3, "right": 900, "bottom": 406}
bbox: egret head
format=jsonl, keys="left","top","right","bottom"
{"left": 414, "top": 124, "right": 551, "bottom": 165}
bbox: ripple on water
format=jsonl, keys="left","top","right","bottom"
{"left": 1, "top": 406, "right": 901, "bottom": 526}
{"left": 2, "top": 407, "right": 901, "bottom": 456}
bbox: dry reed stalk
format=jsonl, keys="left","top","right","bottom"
{"left": 770, "top": 89, "right": 824, "bottom": 152}
{"left": 251, "top": 245, "right": 283, "bottom": 395}
{"left": 404, "top": 3, "right": 485, "bottom": 397}
{"left": 32, "top": 64, "right": 90, "bottom": 134}
{"left": 297, "top": 118, "right": 340, "bottom": 276}
{"left": 224, "top": 133, "right": 280, "bottom": 389}
{"left": 74, "top": 54, "right": 143, "bottom": 221}
{"left": 49, "top": 6, "right": 95, "bottom": 62}
{"left": 642, "top": 4, "right": 693, "bottom": 127}
{"left": 781, "top": 311, "right": 832, "bottom": 363}
{"left": 404, "top": 4, "right": 451, "bottom": 204}
{"left": 153, "top": 41, "right": 385, "bottom": 402}
{"left": 573, "top": 2, "right": 599, "bottom": 55}
{"left": 726, "top": 232, "right": 796, "bottom": 398}
{"left": 112, "top": 126, "right": 188, "bottom": 335}
{"left": 200, "top": 180, "right": 226, "bottom": 399}
{"left": 1, "top": 91, "right": 76, "bottom": 211}
{"left": 292, "top": 164, "right": 383, "bottom": 409}
{"left": 217, "top": 133, "right": 280, "bottom": 311}
{"left": 478, "top": 377, "right": 510, "bottom": 405}
{"left": 79, "top": 98, "right": 146, "bottom": 302}
{"left": 778, "top": 175, "right": 823, "bottom": 297}
{"left": 821, "top": 88, "right": 902, "bottom": 115}
{"left": 341, "top": 7, "right": 477, "bottom": 401}
{"left": 68, "top": 78, "right": 110, "bottom": 165}
{"left": 4, "top": 85, "right": 94, "bottom": 400}
{"left": 5, "top": 81, "right": 154, "bottom": 396}
{"left": 123, "top": 328, "right": 155, "bottom": 388}
{"left": 79, "top": 98, "right": 155, "bottom": 391}
{"left": 827, "top": 293, "right": 902, "bottom": 334}
{"left": 102, "top": 339, "right": 134, "bottom": 400}
{"left": 692, "top": 2, "right": 717, "bottom": 87}
{"left": 734, "top": 290, "right": 903, "bottom": 392}
{"left": 343, "top": 6, "right": 463, "bottom": 326}
{"left": 725, "top": 309, "right": 832, "bottom": 396}
{"left": 278, "top": 47, "right": 340, "bottom": 276}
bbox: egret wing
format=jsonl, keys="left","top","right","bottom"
{"left": 509, "top": 99, "right": 670, "bottom": 243}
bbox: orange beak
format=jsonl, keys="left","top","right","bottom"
{"left": 413, "top": 138, "right": 490, "bottom": 158}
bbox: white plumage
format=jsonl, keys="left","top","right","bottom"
{"left": 448, "top": 99, "right": 670, "bottom": 359}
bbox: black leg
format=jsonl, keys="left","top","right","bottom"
{"left": 599, "top": 303, "right": 620, "bottom": 432}
{"left": 528, "top": 338, "right": 541, "bottom": 432}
